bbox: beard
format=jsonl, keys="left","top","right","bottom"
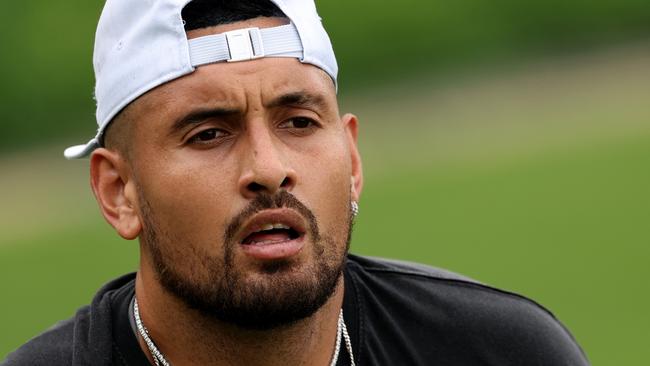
{"left": 139, "top": 189, "right": 353, "bottom": 330}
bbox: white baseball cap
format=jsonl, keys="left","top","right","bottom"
{"left": 64, "top": 0, "right": 338, "bottom": 159}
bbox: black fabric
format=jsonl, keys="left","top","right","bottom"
{"left": 2, "top": 254, "right": 590, "bottom": 365}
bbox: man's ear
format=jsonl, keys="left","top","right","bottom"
{"left": 342, "top": 113, "right": 363, "bottom": 202}
{"left": 90, "top": 148, "right": 142, "bottom": 240}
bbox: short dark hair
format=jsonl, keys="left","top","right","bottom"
{"left": 182, "top": 0, "right": 286, "bottom": 31}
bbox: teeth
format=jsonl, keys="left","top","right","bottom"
{"left": 259, "top": 223, "right": 291, "bottom": 232}
{"left": 261, "top": 224, "right": 274, "bottom": 231}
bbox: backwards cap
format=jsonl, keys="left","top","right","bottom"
{"left": 64, "top": 0, "right": 338, "bottom": 159}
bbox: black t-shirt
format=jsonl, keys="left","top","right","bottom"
{"left": 2, "top": 255, "right": 589, "bottom": 365}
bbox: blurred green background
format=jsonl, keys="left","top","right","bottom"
{"left": 1, "top": 0, "right": 649, "bottom": 363}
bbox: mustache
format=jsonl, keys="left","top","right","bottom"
{"left": 223, "top": 191, "right": 320, "bottom": 244}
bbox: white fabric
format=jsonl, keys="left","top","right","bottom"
{"left": 188, "top": 23, "right": 303, "bottom": 66}
{"left": 64, "top": 0, "right": 338, "bottom": 159}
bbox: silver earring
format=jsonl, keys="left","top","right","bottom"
{"left": 351, "top": 201, "right": 359, "bottom": 218}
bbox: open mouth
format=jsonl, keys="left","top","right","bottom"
{"left": 241, "top": 223, "right": 302, "bottom": 245}
{"left": 235, "top": 209, "right": 308, "bottom": 260}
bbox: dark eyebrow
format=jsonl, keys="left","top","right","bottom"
{"left": 265, "top": 91, "right": 328, "bottom": 111}
{"left": 169, "top": 92, "right": 328, "bottom": 136}
{"left": 170, "top": 107, "right": 240, "bottom": 136}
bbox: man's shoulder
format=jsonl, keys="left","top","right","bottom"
{"left": 2, "top": 273, "right": 136, "bottom": 366}
{"left": 2, "top": 309, "right": 84, "bottom": 366}
{"left": 347, "top": 254, "right": 481, "bottom": 283}
{"left": 345, "top": 254, "right": 589, "bottom": 365}
{"left": 347, "top": 254, "right": 545, "bottom": 315}
{"left": 347, "top": 254, "right": 564, "bottom": 335}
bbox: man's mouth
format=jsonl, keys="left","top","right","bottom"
{"left": 241, "top": 223, "right": 302, "bottom": 245}
{"left": 237, "top": 209, "right": 307, "bottom": 260}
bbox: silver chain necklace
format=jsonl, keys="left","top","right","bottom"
{"left": 133, "top": 298, "right": 355, "bottom": 366}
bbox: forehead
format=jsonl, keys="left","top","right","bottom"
{"left": 131, "top": 58, "right": 336, "bottom": 120}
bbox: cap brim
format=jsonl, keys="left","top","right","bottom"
{"left": 64, "top": 138, "right": 100, "bottom": 160}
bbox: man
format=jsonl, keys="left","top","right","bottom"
{"left": 3, "top": 0, "right": 589, "bottom": 365}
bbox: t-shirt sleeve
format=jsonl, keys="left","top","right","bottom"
{"left": 462, "top": 286, "right": 589, "bottom": 365}
{"left": 1, "top": 317, "right": 75, "bottom": 366}
{"left": 347, "top": 256, "right": 590, "bottom": 365}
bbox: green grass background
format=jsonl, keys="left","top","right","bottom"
{"left": 2, "top": 0, "right": 650, "bottom": 363}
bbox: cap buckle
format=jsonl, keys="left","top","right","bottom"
{"left": 225, "top": 27, "right": 265, "bottom": 62}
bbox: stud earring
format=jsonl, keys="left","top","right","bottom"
{"left": 351, "top": 201, "right": 359, "bottom": 218}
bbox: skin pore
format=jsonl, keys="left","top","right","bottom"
{"left": 90, "top": 17, "right": 363, "bottom": 366}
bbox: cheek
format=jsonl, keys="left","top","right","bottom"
{"left": 135, "top": 157, "right": 238, "bottom": 255}
{"left": 296, "top": 135, "right": 352, "bottom": 231}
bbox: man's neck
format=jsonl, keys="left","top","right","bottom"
{"left": 133, "top": 270, "right": 345, "bottom": 366}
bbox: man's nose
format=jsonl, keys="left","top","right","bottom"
{"left": 237, "top": 123, "right": 297, "bottom": 198}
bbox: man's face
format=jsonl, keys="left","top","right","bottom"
{"left": 118, "top": 18, "right": 362, "bottom": 328}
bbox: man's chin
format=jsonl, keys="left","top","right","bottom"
{"left": 158, "top": 253, "right": 345, "bottom": 330}
{"left": 200, "top": 270, "right": 342, "bottom": 330}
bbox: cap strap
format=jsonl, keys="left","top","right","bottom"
{"left": 188, "top": 23, "right": 303, "bottom": 67}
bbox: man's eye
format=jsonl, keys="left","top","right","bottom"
{"left": 188, "top": 128, "right": 227, "bottom": 144}
{"left": 279, "top": 117, "right": 316, "bottom": 129}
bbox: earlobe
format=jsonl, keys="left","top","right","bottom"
{"left": 90, "top": 148, "right": 142, "bottom": 240}
{"left": 342, "top": 113, "right": 364, "bottom": 202}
